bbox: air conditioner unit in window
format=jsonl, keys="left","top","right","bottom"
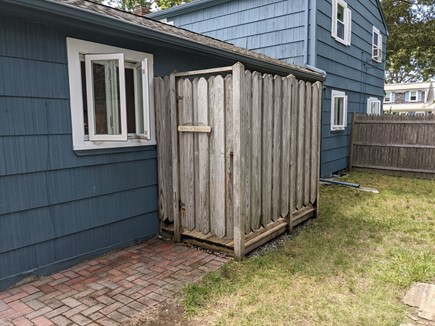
{"left": 373, "top": 48, "right": 380, "bottom": 60}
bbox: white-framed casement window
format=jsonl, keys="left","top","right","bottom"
{"left": 331, "top": 0, "right": 352, "bottom": 46}
{"left": 367, "top": 97, "right": 381, "bottom": 114}
{"left": 66, "top": 38, "right": 155, "bottom": 151}
{"left": 372, "top": 26, "right": 382, "bottom": 62}
{"left": 384, "top": 91, "right": 395, "bottom": 103}
{"left": 406, "top": 90, "right": 418, "bottom": 102}
{"left": 331, "top": 90, "right": 348, "bottom": 131}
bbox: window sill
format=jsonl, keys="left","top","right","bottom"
{"left": 73, "top": 139, "right": 157, "bottom": 156}
{"left": 332, "top": 36, "right": 349, "bottom": 46}
{"left": 331, "top": 127, "right": 346, "bottom": 132}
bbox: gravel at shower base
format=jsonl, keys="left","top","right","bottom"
{"left": 248, "top": 221, "right": 311, "bottom": 257}
{"left": 158, "top": 219, "right": 312, "bottom": 259}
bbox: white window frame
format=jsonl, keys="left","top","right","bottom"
{"left": 85, "top": 53, "right": 127, "bottom": 141}
{"left": 372, "top": 26, "right": 382, "bottom": 62}
{"left": 331, "top": 0, "right": 352, "bottom": 46}
{"left": 384, "top": 91, "right": 394, "bottom": 103}
{"left": 409, "top": 91, "right": 418, "bottom": 102}
{"left": 367, "top": 97, "right": 381, "bottom": 114}
{"left": 66, "top": 38, "right": 155, "bottom": 151}
{"left": 331, "top": 90, "right": 348, "bottom": 131}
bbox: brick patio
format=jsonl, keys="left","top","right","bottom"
{"left": 0, "top": 238, "right": 230, "bottom": 325}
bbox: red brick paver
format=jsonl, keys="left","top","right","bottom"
{"left": 0, "top": 239, "right": 230, "bottom": 325}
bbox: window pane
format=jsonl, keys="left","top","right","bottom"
{"left": 335, "top": 97, "right": 344, "bottom": 125}
{"left": 373, "top": 32, "right": 378, "bottom": 45}
{"left": 337, "top": 4, "right": 345, "bottom": 21}
{"left": 136, "top": 65, "right": 145, "bottom": 135}
{"left": 92, "top": 60, "right": 121, "bottom": 135}
{"left": 125, "top": 68, "right": 136, "bottom": 133}
{"left": 410, "top": 91, "right": 417, "bottom": 101}
{"left": 337, "top": 21, "right": 345, "bottom": 40}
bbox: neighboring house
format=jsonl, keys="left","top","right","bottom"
{"left": 0, "top": 0, "right": 323, "bottom": 290}
{"left": 383, "top": 82, "right": 435, "bottom": 115}
{"left": 149, "top": 0, "right": 388, "bottom": 176}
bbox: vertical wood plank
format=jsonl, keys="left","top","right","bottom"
{"left": 280, "top": 76, "right": 291, "bottom": 218}
{"left": 179, "top": 78, "right": 195, "bottom": 230}
{"left": 169, "top": 73, "right": 180, "bottom": 241}
{"left": 314, "top": 82, "right": 322, "bottom": 218}
{"left": 289, "top": 76, "right": 298, "bottom": 219}
{"left": 154, "top": 77, "right": 167, "bottom": 222}
{"left": 310, "top": 82, "right": 319, "bottom": 204}
{"left": 296, "top": 80, "right": 305, "bottom": 210}
{"left": 232, "top": 62, "right": 245, "bottom": 260}
{"left": 225, "top": 75, "right": 234, "bottom": 238}
{"left": 261, "top": 74, "right": 273, "bottom": 227}
{"left": 193, "top": 78, "right": 200, "bottom": 232}
{"left": 272, "top": 76, "right": 282, "bottom": 222}
{"left": 197, "top": 77, "right": 210, "bottom": 234}
{"left": 243, "top": 71, "right": 252, "bottom": 233}
{"left": 209, "top": 76, "right": 226, "bottom": 238}
{"left": 304, "top": 82, "right": 312, "bottom": 206}
{"left": 250, "top": 72, "right": 262, "bottom": 231}
{"left": 349, "top": 111, "right": 356, "bottom": 171}
{"left": 164, "top": 77, "right": 174, "bottom": 223}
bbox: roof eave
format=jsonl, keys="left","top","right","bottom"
{"left": 375, "top": 0, "right": 389, "bottom": 36}
{"left": 3, "top": 0, "right": 324, "bottom": 82}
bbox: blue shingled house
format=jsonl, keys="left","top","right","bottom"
{"left": 0, "top": 0, "right": 324, "bottom": 290}
{"left": 149, "top": 0, "right": 388, "bottom": 176}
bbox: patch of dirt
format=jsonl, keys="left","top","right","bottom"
{"left": 124, "top": 298, "right": 189, "bottom": 326}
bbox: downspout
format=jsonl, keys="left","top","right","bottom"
{"left": 303, "top": 0, "right": 309, "bottom": 65}
{"left": 309, "top": 0, "right": 317, "bottom": 67}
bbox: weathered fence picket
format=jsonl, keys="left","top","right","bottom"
{"left": 225, "top": 75, "right": 234, "bottom": 238}
{"left": 280, "top": 77, "right": 291, "bottom": 219}
{"left": 304, "top": 82, "right": 312, "bottom": 207}
{"left": 179, "top": 78, "right": 195, "bottom": 230}
{"left": 272, "top": 76, "right": 282, "bottom": 223}
{"left": 250, "top": 72, "right": 262, "bottom": 232}
{"left": 243, "top": 71, "right": 252, "bottom": 234}
{"left": 209, "top": 76, "right": 226, "bottom": 238}
{"left": 351, "top": 114, "right": 435, "bottom": 177}
{"left": 155, "top": 63, "right": 322, "bottom": 258}
{"left": 262, "top": 74, "right": 274, "bottom": 227}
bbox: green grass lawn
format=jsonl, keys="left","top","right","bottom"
{"left": 183, "top": 171, "right": 435, "bottom": 325}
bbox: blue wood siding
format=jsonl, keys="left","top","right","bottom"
{"left": 0, "top": 9, "right": 234, "bottom": 290}
{"left": 0, "top": 12, "right": 159, "bottom": 288}
{"left": 154, "top": 0, "right": 387, "bottom": 176}
{"left": 316, "top": 0, "right": 387, "bottom": 175}
{"left": 165, "top": 0, "right": 308, "bottom": 66}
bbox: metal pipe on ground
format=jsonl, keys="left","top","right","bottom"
{"left": 319, "top": 178, "right": 360, "bottom": 188}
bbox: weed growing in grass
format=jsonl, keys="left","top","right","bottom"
{"left": 183, "top": 172, "right": 435, "bottom": 325}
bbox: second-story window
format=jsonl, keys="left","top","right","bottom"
{"left": 332, "top": 0, "right": 352, "bottom": 46}
{"left": 409, "top": 91, "right": 418, "bottom": 102}
{"left": 384, "top": 92, "right": 395, "bottom": 103}
{"left": 372, "top": 26, "right": 382, "bottom": 62}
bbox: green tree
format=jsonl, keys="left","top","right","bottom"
{"left": 155, "top": 0, "right": 192, "bottom": 10}
{"left": 382, "top": 0, "right": 435, "bottom": 83}
{"left": 102, "top": 0, "right": 192, "bottom": 11}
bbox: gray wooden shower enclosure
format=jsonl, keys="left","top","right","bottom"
{"left": 155, "top": 63, "right": 322, "bottom": 259}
